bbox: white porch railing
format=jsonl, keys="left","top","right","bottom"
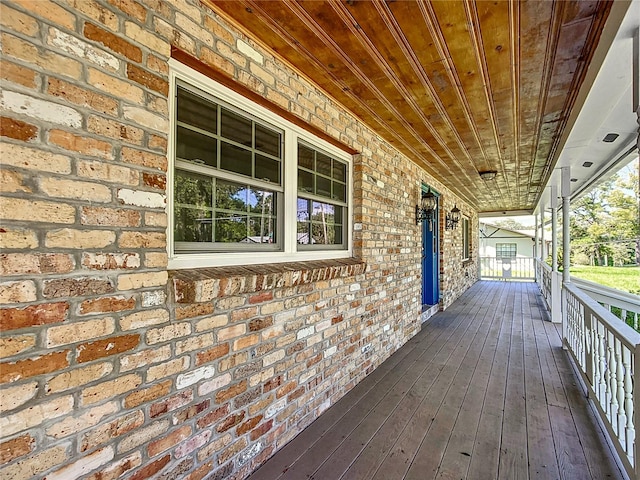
{"left": 479, "top": 256, "right": 535, "bottom": 280}
{"left": 572, "top": 277, "right": 640, "bottom": 331}
{"left": 534, "top": 259, "right": 562, "bottom": 322}
{"left": 563, "top": 282, "right": 640, "bottom": 479}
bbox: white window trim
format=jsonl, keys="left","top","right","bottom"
{"left": 167, "top": 59, "right": 353, "bottom": 269}
{"left": 462, "top": 215, "right": 470, "bottom": 261}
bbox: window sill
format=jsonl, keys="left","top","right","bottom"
{"left": 169, "top": 257, "right": 366, "bottom": 303}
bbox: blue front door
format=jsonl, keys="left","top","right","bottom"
{"left": 422, "top": 203, "right": 439, "bottom": 306}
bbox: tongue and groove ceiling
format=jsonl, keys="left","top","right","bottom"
{"left": 207, "top": 0, "right": 612, "bottom": 213}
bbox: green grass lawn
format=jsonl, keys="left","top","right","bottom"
{"left": 569, "top": 265, "right": 640, "bottom": 295}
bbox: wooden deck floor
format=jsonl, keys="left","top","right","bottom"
{"left": 247, "top": 281, "right": 624, "bottom": 480}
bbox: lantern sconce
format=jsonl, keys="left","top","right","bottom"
{"left": 445, "top": 205, "right": 461, "bottom": 230}
{"left": 416, "top": 188, "right": 437, "bottom": 227}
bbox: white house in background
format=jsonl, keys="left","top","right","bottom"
{"left": 479, "top": 222, "right": 548, "bottom": 258}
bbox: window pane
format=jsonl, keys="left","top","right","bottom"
{"left": 249, "top": 217, "right": 275, "bottom": 243}
{"left": 220, "top": 141, "right": 252, "bottom": 177}
{"left": 216, "top": 180, "right": 249, "bottom": 211}
{"left": 296, "top": 221, "right": 311, "bottom": 244}
{"left": 297, "top": 198, "right": 310, "bottom": 222}
{"left": 175, "top": 170, "right": 212, "bottom": 208}
{"left": 316, "top": 152, "right": 332, "bottom": 177}
{"left": 176, "top": 126, "right": 217, "bottom": 167}
{"left": 312, "top": 223, "right": 342, "bottom": 245}
{"left": 316, "top": 176, "right": 331, "bottom": 198}
{"left": 177, "top": 87, "right": 217, "bottom": 133}
{"left": 297, "top": 198, "right": 343, "bottom": 246}
{"left": 249, "top": 188, "right": 275, "bottom": 215}
{"left": 255, "top": 154, "right": 280, "bottom": 184}
{"left": 214, "top": 215, "right": 247, "bottom": 243}
{"left": 221, "top": 108, "right": 251, "bottom": 146}
{"left": 174, "top": 207, "right": 212, "bottom": 242}
{"left": 298, "top": 144, "right": 314, "bottom": 170}
{"left": 298, "top": 169, "right": 313, "bottom": 193}
{"left": 255, "top": 124, "right": 280, "bottom": 157}
{"left": 332, "top": 161, "right": 346, "bottom": 181}
{"left": 311, "top": 201, "right": 335, "bottom": 223}
{"left": 333, "top": 182, "right": 346, "bottom": 201}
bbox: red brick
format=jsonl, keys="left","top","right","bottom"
{"left": 0, "top": 433, "right": 34, "bottom": 465}
{"left": 332, "top": 314, "right": 344, "bottom": 324}
{"left": 43, "top": 278, "right": 114, "bottom": 298}
{"left": 150, "top": 390, "right": 193, "bottom": 418}
{"left": 196, "top": 404, "right": 229, "bottom": 429}
{"left": 0, "top": 350, "right": 69, "bottom": 384}
{"left": 287, "top": 386, "right": 305, "bottom": 402}
{"left": 0, "top": 302, "right": 68, "bottom": 331}
{"left": 148, "top": 133, "right": 167, "bottom": 152}
{"left": 147, "top": 425, "right": 191, "bottom": 457}
{"left": 195, "top": 343, "right": 229, "bottom": 366}
{"left": 263, "top": 376, "right": 283, "bottom": 393}
{"left": 174, "top": 399, "right": 210, "bottom": 424}
{"left": 231, "top": 307, "right": 258, "bottom": 322}
{"left": 81, "top": 206, "right": 141, "bottom": 227}
{"left": 79, "top": 296, "right": 136, "bottom": 315}
{"left": 48, "top": 78, "right": 119, "bottom": 115}
{"left": 129, "top": 454, "right": 170, "bottom": 480}
{"left": 236, "top": 415, "right": 262, "bottom": 435}
{"left": 84, "top": 23, "right": 142, "bottom": 63}
{"left": 175, "top": 303, "right": 214, "bottom": 320}
{"left": 121, "top": 146, "right": 167, "bottom": 170}
{"left": 48, "top": 129, "right": 112, "bottom": 158}
{"left": 249, "top": 291, "right": 273, "bottom": 304}
{"left": 80, "top": 410, "right": 144, "bottom": 452}
{"left": 76, "top": 334, "right": 140, "bottom": 363}
{"left": 142, "top": 172, "right": 166, "bottom": 191}
{"left": 126, "top": 63, "right": 168, "bottom": 95}
{"left": 1, "top": 60, "right": 37, "bottom": 88}
{"left": 215, "top": 380, "right": 247, "bottom": 404}
{"left": 276, "top": 381, "right": 297, "bottom": 399}
{"left": 187, "top": 461, "right": 213, "bottom": 480}
{"left": 250, "top": 419, "right": 273, "bottom": 441}
{"left": 248, "top": 316, "right": 273, "bottom": 332}
{"left": 218, "top": 437, "right": 248, "bottom": 465}
{"left": 307, "top": 353, "right": 322, "bottom": 368}
{"left": 216, "top": 411, "right": 245, "bottom": 433}
{"left": 124, "top": 379, "right": 172, "bottom": 409}
{"left": 1, "top": 116, "right": 37, "bottom": 141}
{"left": 106, "top": 0, "right": 147, "bottom": 22}
{"left": 0, "top": 253, "right": 75, "bottom": 276}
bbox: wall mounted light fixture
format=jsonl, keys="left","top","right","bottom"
{"left": 445, "top": 205, "right": 461, "bottom": 230}
{"left": 416, "top": 189, "right": 437, "bottom": 227}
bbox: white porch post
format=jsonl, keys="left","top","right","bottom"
{"left": 550, "top": 185, "right": 561, "bottom": 323}
{"left": 561, "top": 167, "right": 571, "bottom": 284}
{"left": 561, "top": 167, "right": 571, "bottom": 344}
{"left": 540, "top": 199, "right": 546, "bottom": 262}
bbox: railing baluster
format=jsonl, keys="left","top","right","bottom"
{"left": 598, "top": 323, "right": 607, "bottom": 403}
{"left": 623, "top": 347, "right": 634, "bottom": 459}
{"left": 608, "top": 330, "right": 619, "bottom": 430}
{"left": 616, "top": 338, "right": 627, "bottom": 440}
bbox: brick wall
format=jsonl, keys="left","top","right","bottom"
{"left": 0, "top": 1, "right": 477, "bottom": 479}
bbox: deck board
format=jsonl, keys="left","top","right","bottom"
{"left": 247, "top": 281, "right": 624, "bottom": 480}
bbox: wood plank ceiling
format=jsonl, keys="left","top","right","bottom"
{"left": 207, "top": 0, "right": 612, "bottom": 213}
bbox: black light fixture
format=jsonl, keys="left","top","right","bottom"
{"left": 416, "top": 188, "right": 437, "bottom": 227}
{"left": 446, "top": 205, "right": 461, "bottom": 230}
{"left": 478, "top": 170, "right": 498, "bottom": 181}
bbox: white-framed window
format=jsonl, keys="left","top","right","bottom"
{"left": 462, "top": 216, "right": 470, "bottom": 260}
{"left": 496, "top": 243, "right": 517, "bottom": 258}
{"left": 167, "top": 60, "right": 353, "bottom": 269}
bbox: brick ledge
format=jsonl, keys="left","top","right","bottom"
{"left": 169, "top": 258, "right": 367, "bottom": 304}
